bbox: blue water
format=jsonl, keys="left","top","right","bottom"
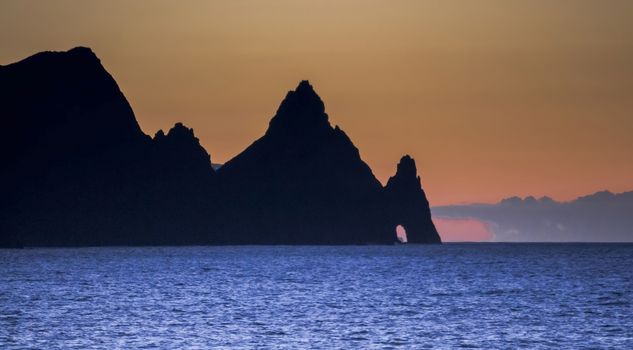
{"left": 1, "top": 244, "right": 632, "bottom": 349}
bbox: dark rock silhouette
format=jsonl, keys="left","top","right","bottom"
{"left": 1, "top": 47, "right": 146, "bottom": 170}
{"left": 217, "top": 80, "right": 388, "bottom": 244}
{"left": 0, "top": 48, "right": 216, "bottom": 246}
{"left": 384, "top": 156, "right": 441, "bottom": 243}
{"left": 147, "top": 122, "right": 218, "bottom": 245}
{"left": 0, "top": 48, "right": 441, "bottom": 247}
{"left": 153, "top": 122, "right": 215, "bottom": 181}
{"left": 1, "top": 47, "right": 148, "bottom": 246}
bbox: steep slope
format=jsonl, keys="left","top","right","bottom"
{"left": 0, "top": 47, "right": 147, "bottom": 170}
{"left": 0, "top": 48, "right": 218, "bottom": 246}
{"left": 218, "top": 81, "right": 389, "bottom": 244}
{"left": 383, "top": 156, "right": 441, "bottom": 243}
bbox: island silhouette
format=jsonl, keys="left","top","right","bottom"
{"left": 0, "top": 47, "right": 440, "bottom": 247}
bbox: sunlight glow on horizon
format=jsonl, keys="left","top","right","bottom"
{"left": 434, "top": 218, "right": 495, "bottom": 242}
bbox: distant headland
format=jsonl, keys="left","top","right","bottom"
{"left": 0, "top": 47, "right": 440, "bottom": 247}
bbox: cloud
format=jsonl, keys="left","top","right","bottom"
{"left": 432, "top": 191, "right": 633, "bottom": 242}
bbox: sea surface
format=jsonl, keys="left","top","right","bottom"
{"left": 1, "top": 244, "right": 632, "bottom": 349}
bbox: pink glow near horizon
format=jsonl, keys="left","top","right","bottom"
{"left": 434, "top": 217, "right": 494, "bottom": 242}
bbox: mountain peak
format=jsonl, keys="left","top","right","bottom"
{"left": 385, "top": 155, "right": 422, "bottom": 190}
{"left": 396, "top": 155, "right": 417, "bottom": 179}
{"left": 3, "top": 46, "right": 101, "bottom": 71}
{"left": 384, "top": 154, "right": 440, "bottom": 243}
{"left": 0, "top": 45, "right": 145, "bottom": 166}
{"left": 66, "top": 46, "right": 98, "bottom": 59}
{"left": 266, "top": 80, "right": 329, "bottom": 136}
{"left": 153, "top": 122, "right": 213, "bottom": 174}
{"left": 154, "top": 122, "right": 200, "bottom": 144}
{"left": 295, "top": 79, "right": 315, "bottom": 93}
{"left": 167, "top": 122, "right": 196, "bottom": 139}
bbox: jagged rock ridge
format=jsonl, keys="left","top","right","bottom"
{"left": 0, "top": 48, "right": 441, "bottom": 246}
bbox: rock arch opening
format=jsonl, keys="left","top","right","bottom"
{"left": 395, "top": 224, "right": 408, "bottom": 243}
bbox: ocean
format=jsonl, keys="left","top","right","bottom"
{"left": 1, "top": 244, "right": 632, "bottom": 349}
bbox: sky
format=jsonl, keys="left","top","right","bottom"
{"left": 2, "top": 0, "right": 632, "bottom": 206}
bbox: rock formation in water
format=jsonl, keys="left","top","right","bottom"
{"left": 0, "top": 47, "right": 217, "bottom": 246}
{"left": 217, "top": 81, "right": 387, "bottom": 244}
{"left": 0, "top": 48, "right": 441, "bottom": 246}
{"left": 384, "top": 156, "right": 441, "bottom": 243}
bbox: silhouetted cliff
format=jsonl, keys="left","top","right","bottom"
{"left": 1, "top": 47, "right": 147, "bottom": 170}
{"left": 0, "top": 48, "right": 217, "bottom": 246}
{"left": 1, "top": 48, "right": 440, "bottom": 246}
{"left": 217, "top": 81, "right": 387, "bottom": 244}
{"left": 384, "top": 156, "right": 441, "bottom": 243}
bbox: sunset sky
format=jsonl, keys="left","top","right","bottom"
{"left": 2, "top": 0, "right": 632, "bottom": 206}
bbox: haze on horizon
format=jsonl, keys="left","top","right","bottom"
{"left": 2, "top": 0, "right": 632, "bottom": 206}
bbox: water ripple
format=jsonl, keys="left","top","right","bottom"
{"left": 1, "top": 244, "right": 632, "bottom": 349}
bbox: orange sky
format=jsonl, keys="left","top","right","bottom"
{"left": 2, "top": 1, "right": 632, "bottom": 205}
